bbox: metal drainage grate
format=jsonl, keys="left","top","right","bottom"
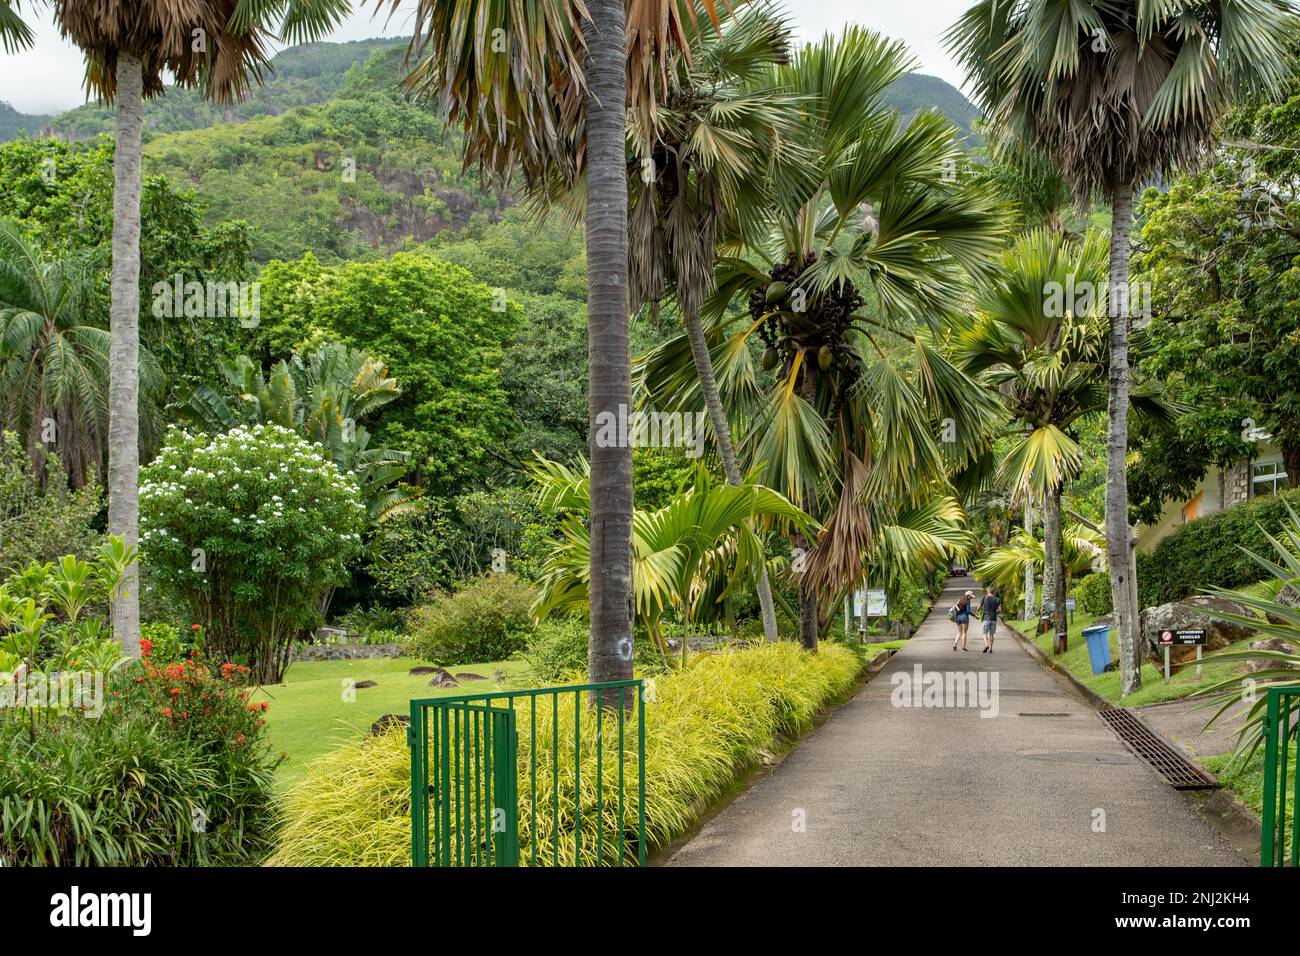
{"left": 1097, "top": 708, "right": 1217, "bottom": 790}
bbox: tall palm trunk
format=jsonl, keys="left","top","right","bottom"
{"left": 1106, "top": 183, "right": 1141, "bottom": 695}
{"left": 794, "top": 529, "right": 818, "bottom": 651}
{"left": 794, "top": 364, "right": 819, "bottom": 651}
{"left": 1038, "top": 491, "right": 1055, "bottom": 623}
{"left": 1043, "top": 486, "right": 1066, "bottom": 643}
{"left": 1022, "top": 498, "right": 1035, "bottom": 620}
{"left": 108, "top": 52, "right": 144, "bottom": 658}
{"left": 682, "top": 306, "right": 779, "bottom": 642}
{"left": 584, "top": 0, "right": 634, "bottom": 701}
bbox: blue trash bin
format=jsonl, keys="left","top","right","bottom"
{"left": 1082, "top": 624, "right": 1112, "bottom": 675}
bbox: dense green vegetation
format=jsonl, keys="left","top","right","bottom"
{"left": 270, "top": 641, "right": 864, "bottom": 866}
{"left": 2, "top": 1, "right": 1298, "bottom": 871}
{"left": 1137, "top": 488, "right": 1300, "bottom": 607}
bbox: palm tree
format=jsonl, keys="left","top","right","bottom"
{"left": 529, "top": 456, "right": 816, "bottom": 661}
{"left": 0, "top": 220, "right": 164, "bottom": 487}
{"left": 975, "top": 520, "right": 1104, "bottom": 612}
{"left": 0, "top": 220, "right": 108, "bottom": 486}
{"left": 1198, "top": 503, "right": 1300, "bottom": 744}
{"left": 615, "top": 2, "right": 806, "bottom": 642}
{"left": 4, "top": 0, "right": 350, "bottom": 657}
{"left": 954, "top": 228, "right": 1175, "bottom": 642}
{"left": 642, "top": 28, "right": 1007, "bottom": 648}
{"left": 948, "top": 0, "right": 1299, "bottom": 694}
{"left": 0, "top": 2, "right": 34, "bottom": 51}
{"left": 182, "top": 342, "right": 419, "bottom": 522}
{"left": 392, "top": 0, "right": 714, "bottom": 696}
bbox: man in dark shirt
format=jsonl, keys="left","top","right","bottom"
{"left": 979, "top": 587, "right": 1001, "bottom": 654}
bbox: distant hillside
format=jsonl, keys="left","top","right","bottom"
{"left": 48, "top": 38, "right": 404, "bottom": 141}
{"left": 36, "top": 39, "right": 982, "bottom": 264}
{"left": 0, "top": 101, "right": 52, "bottom": 142}
{"left": 136, "top": 43, "right": 505, "bottom": 263}
{"left": 48, "top": 38, "right": 982, "bottom": 145}
{"left": 884, "top": 73, "right": 982, "bottom": 143}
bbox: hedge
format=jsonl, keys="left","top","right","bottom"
{"left": 1073, "top": 570, "right": 1112, "bottom": 616}
{"left": 1138, "top": 488, "right": 1300, "bottom": 607}
{"left": 269, "top": 641, "right": 864, "bottom": 866}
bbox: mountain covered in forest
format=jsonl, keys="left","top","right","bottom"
{"left": 40, "top": 38, "right": 982, "bottom": 143}
{"left": 0, "top": 101, "right": 52, "bottom": 141}
{"left": 14, "top": 38, "right": 981, "bottom": 264}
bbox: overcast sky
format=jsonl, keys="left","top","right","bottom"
{"left": 0, "top": 0, "right": 975, "bottom": 116}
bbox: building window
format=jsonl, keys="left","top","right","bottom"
{"left": 1181, "top": 491, "right": 1203, "bottom": 523}
{"left": 1251, "top": 459, "right": 1290, "bottom": 498}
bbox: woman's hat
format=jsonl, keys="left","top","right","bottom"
{"left": 964, "top": 590, "right": 974, "bottom": 597}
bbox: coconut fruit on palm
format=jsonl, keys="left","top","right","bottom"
{"left": 749, "top": 253, "right": 866, "bottom": 417}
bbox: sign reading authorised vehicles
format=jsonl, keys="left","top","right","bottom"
{"left": 1158, "top": 628, "right": 1206, "bottom": 646}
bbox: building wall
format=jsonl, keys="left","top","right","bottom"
{"left": 1135, "top": 444, "right": 1283, "bottom": 552}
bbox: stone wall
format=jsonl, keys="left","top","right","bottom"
{"left": 1222, "top": 459, "right": 1250, "bottom": 508}
{"left": 292, "top": 642, "right": 403, "bottom": 661}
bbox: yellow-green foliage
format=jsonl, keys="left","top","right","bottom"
{"left": 269, "top": 642, "right": 862, "bottom": 866}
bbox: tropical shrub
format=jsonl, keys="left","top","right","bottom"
{"left": 887, "top": 573, "right": 931, "bottom": 628}
{"left": 1140, "top": 488, "right": 1300, "bottom": 607}
{"left": 0, "top": 548, "right": 281, "bottom": 866}
{"left": 182, "top": 342, "right": 419, "bottom": 524}
{"left": 403, "top": 573, "right": 537, "bottom": 665}
{"left": 138, "top": 621, "right": 198, "bottom": 665}
{"left": 0, "top": 539, "right": 135, "bottom": 701}
{"left": 0, "top": 433, "right": 103, "bottom": 578}
{"left": 0, "top": 650, "right": 280, "bottom": 866}
{"left": 331, "top": 605, "right": 406, "bottom": 645}
{"left": 524, "top": 616, "right": 590, "bottom": 683}
{"left": 364, "top": 488, "right": 560, "bottom": 606}
{"left": 1074, "top": 571, "right": 1112, "bottom": 616}
{"left": 140, "top": 424, "right": 366, "bottom": 683}
{"left": 1195, "top": 504, "right": 1300, "bottom": 744}
{"left": 269, "top": 641, "right": 863, "bottom": 866}
{"left": 1, "top": 712, "right": 224, "bottom": 866}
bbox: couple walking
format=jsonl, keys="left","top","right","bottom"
{"left": 951, "top": 587, "right": 1000, "bottom": 654}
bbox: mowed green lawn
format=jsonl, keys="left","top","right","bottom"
{"left": 260, "top": 637, "right": 910, "bottom": 787}
{"left": 1009, "top": 613, "right": 1256, "bottom": 708}
{"left": 253, "top": 657, "right": 534, "bottom": 786}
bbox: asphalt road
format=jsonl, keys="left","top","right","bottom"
{"left": 666, "top": 578, "right": 1245, "bottom": 866}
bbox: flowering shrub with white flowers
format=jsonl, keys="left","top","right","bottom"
{"left": 140, "top": 424, "right": 366, "bottom": 683}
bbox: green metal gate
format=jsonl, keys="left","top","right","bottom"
{"left": 409, "top": 680, "right": 646, "bottom": 867}
{"left": 1261, "top": 685, "right": 1299, "bottom": 867}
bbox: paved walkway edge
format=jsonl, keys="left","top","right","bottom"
{"left": 647, "top": 639, "right": 905, "bottom": 864}
{"left": 1010, "top": 626, "right": 1114, "bottom": 711}
{"left": 1012, "top": 623, "right": 1266, "bottom": 864}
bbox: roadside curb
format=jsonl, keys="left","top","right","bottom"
{"left": 1011, "top": 626, "right": 1113, "bottom": 710}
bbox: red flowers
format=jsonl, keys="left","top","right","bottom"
{"left": 140, "top": 638, "right": 154, "bottom": 659}
{"left": 121, "top": 653, "right": 266, "bottom": 750}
